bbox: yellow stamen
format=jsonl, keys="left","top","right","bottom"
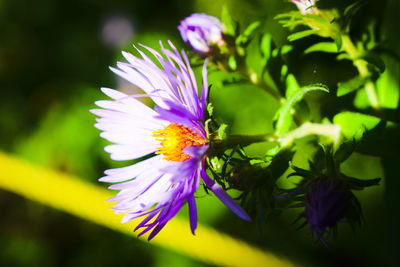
{"left": 152, "top": 123, "right": 206, "bottom": 162}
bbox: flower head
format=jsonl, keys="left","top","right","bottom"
{"left": 291, "top": 0, "right": 318, "bottom": 14}
{"left": 91, "top": 41, "right": 249, "bottom": 240}
{"left": 178, "top": 13, "right": 225, "bottom": 54}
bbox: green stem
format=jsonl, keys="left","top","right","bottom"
{"left": 341, "top": 34, "right": 379, "bottom": 109}
{"left": 243, "top": 68, "right": 283, "bottom": 102}
{"left": 212, "top": 123, "right": 340, "bottom": 150}
{"left": 211, "top": 133, "right": 277, "bottom": 150}
{"left": 279, "top": 122, "right": 341, "bottom": 147}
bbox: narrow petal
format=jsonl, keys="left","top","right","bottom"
{"left": 187, "top": 194, "right": 197, "bottom": 234}
{"left": 201, "top": 168, "right": 251, "bottom": 221}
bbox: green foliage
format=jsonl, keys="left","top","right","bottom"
{"left": 333, "top": 111, "right": 380, "bottom": 138}
{"left": 337, "top": 76, "right": 370, "bottom": 97}
{"left": 235, "top": 21, "right": 261, "bottom": 48}
{"left": 376, "top": 57, "right": 400, "bottom": 108}
{"left": 221, "top": 6, "right": 236, "bottom": 36}
{"left": 274, "top": 84, "right": 329, "bottom": 135}
{"left": 304, "top": 42, "right": 338, "bottom": 54}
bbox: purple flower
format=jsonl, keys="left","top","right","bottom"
{"left": 291, "top": 0, "right": 318, "bottom": 14}
{"left": 304, "top": 177, "right": 351, "bottom": 245}
{"left": 178, "top": 13, "right": 225, "bottom": 54}
{"left": 91, "top": 41, "right": 250, "bottom": 240}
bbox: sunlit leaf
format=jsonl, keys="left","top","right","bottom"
{"left": 260, "top": 33, "right": 272, "bottom": 66}
{"left": 221, "top": 6, "right": 235, "bottom": 36}
{"left": 285, "top": 73, "right": 300, "bottom": 98}
{"left": 236, "top": 21, "right": 261, "bottom": 47}
{"left": 362, "top": 53, "right": 385, "bottom": 73}
{"left": 228, "top": 55, "right": 237, "bottom": 71}
{"left": 376, "top": 57, "right": 400, "bottom": 109}
{"left": 287, "top": 29, "right": 320, "bottom": 42}
{"left": 333, "top": 111, "right": 380, "bottom": 138}
{"left": 275, "top": 84, "right": 329, "bottom": 134}
{"left": 304, "top": 42, "right": 338, "bottom": 54}
{"left": 337, "top": 75, "right": 369, "bottom": 97}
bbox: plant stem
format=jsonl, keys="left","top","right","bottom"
{"left": 279, "top": 122, "right": 341, "bottom": 147}
{"left": 243, "top": 68, "right": 284, "bottom": 102}
{"left": 341, "top": 34, "right": 379, "bottom": 109}
{"left": 213, "top": 122, "right": 340, "bottom": 150}
{"left": 211, "top": 133, "right": 277, "bottom": 150}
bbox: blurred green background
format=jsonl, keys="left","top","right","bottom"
{"left": 0, "top": 0, "right": 399, "bottom": 266}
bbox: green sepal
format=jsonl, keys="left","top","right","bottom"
{"left": 341, "top": 175, "right": 381, "bottom": 190}
{"left": 288, "top": 163, "right": 318, "bottom": 180}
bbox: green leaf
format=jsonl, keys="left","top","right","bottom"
{"left": 269, "top": 148, "right": 295, "bottom": 179}
{"left": 275, "top": 84, "right": 329, "bottom": 134}
{"left": 228, "top": 55, "right": 237, "bottom": 71}
{"left": 362, "top": 53, "right": 385, "bottom": 73}
{"left": 354, "top": 89, "right": 370, "bottom": 109}
{"left": 280, "top": 45, "right": 293, "bottom": 55}
{"left": 249, "top": 159, "right": 266, "bottom": 165}
{"left": 333, "top": 111, "right": 380, "bottom": 138}
{"left": 287, "top": 29, "right": 320, "bottom": 42}
{"left": 207, "top": 103, "right": 214, "bottom": 117}
{"left": 260, "top": 33, "right": 272, "bottom": 65}
{"left": 337, "top": 75, "right": 369, "bottom": 97}
{"left": 243, "top": 21, "right": 261, "bottom": 37}
{"left": 334, "top": 138, "right": 359, "bottom": 164}
{"left": 218, "top": 123, "right": 228, "bottom": 140}
{"left": 210, "top": 156, "right": 222, "bottom": 171}
{"left": 304, "top": 42, "right": 338, "bottom": 54}
{"left": 334, "top": 127, "right": 365, "bottom": 162}
{"left": 236, "top": 21, "right": 261, "bottom": 47}
{"left": 333, "top": 34, "right": 343, "bottom": 51}
{"left": 221, "top": 6, "right": 235, "bottom": 35}
{"left": 285, "top": 73, "right": 301, "bottom": 98}
{"left": 376, "top": 57, "right": 400, "bottom": 109}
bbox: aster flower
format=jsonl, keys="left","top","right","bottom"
{"left": 291, "top": 0, "right": 318, "bottom": 14}
{"left": 178, "top": 13, "right": 225, "bottom": 54}
{"left": 91, "top": 41, "right": 250, "bottom": 240}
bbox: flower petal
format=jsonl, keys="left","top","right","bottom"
{"left": 201, "top": 167, "right": 251, "bottom": 221}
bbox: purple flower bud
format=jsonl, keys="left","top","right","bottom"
{"left": 291, "top": 0, "right": 318, "bottom": 14}
{"left": 178, "top": 13, "right": 225, "bottom": 54}
{"left": 304, "top": 177, "right": 351, "bottom": 245}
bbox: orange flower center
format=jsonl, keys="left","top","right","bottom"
{"left": 152, "top": 123, "right": 206, "bottom": 162}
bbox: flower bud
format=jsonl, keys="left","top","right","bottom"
{"left": 291, "top": 0, "right": 318, "bottom": 14}
{"left": 178, "top": 13, "right": 225, "bottom": 54}
{"left": 304, "top": 177, "right": 353, "bottom": 244}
